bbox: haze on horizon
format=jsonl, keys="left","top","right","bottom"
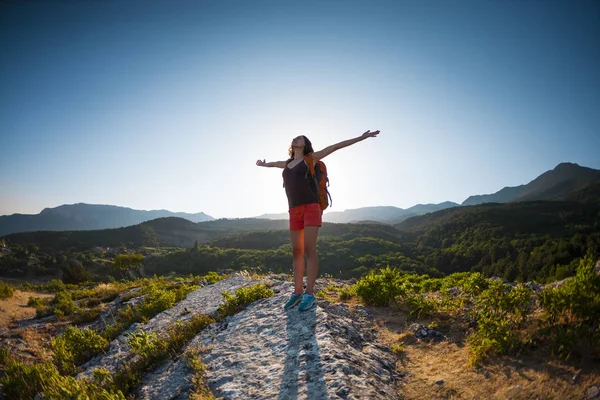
{"left": 1, "top": 0, "right": 599, "bottom": 219}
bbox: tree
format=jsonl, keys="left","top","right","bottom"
{"left": 113, "top": 253, "right": 145, "bottom": 278}
{"left": 62, "top": 260, "right": 93, "bottom": 284}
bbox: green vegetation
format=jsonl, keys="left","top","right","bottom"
{"left": 466, "top": 282, "right": 531, "bottom": 365}
{"left": 390, "top": 342, "right": 405, "bottom": 356}
{"left": 0, "top": 359, "right": 125, "bottom": 400}
{"left": 2, "top": 200, "right": 599, "bottom": 286}
{"left": 112, "top": 253, "right": 144, "bottom": 278}
{"left": 27, "top": 296, "right": 45, "bottom": 308}
{"left": 352, "top": 258, "right": 600, "bottom": 366}
{"left": 0, "top": 274, "right": 274, "bottom": 399}
{"left": 354, "top": 266, "right": 406, "bottom": 306}
{"left": 52, "top": 291, "right": 77, "bottom": 317}
{"left": 0, "top": 281, "right": 14, "bottom": 300}
{"left": 538, "top": 255, "right": 600, "bottom": 360}
{"left": 185, "top": 346, "right": 215, "bottom": 400}
{"left": 217, "top": 284, "right": 274, "bottom": 319}
{"left": 103, "top": 279, "right": 199, "bottom": 340}
{"left": 52, "top": 326, "right": 109, "bottom": 375}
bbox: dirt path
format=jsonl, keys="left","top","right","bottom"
{"left": 0, "top": 290, "right": 53, "bottom": 327}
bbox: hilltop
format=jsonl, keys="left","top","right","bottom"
{"left": 1, "top": 261, "right": 599, "bottom": 399}
{"left": 0, "top": 204, "right": 214, "bottom": 237}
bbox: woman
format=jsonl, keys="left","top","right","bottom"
{"left": 256, "top": 129, "right": 380, "bottom": 311}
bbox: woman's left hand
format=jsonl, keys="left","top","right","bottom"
{"left": 361, "top": 130, "right": 380, "bottom": 139}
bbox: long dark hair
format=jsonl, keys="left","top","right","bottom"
{"left": 288, "top": 135, "right": 314, "bottom": 160}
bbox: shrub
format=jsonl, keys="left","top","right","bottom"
{"left": 403, "top": 294, "right": 439, "bottom": 319}
{"left": 52, "top": 326, "right": 109, "bottom": 375}
{"left": 203, "top": 271, "right": 224, "bottom": 284}
{"left": 217, "top": 284, "right": 274, "bottom": 319}
{"left": 101, "top": 281, "right": 199, "bottom": 341}
{"left": 467, "top": 282, "right": 532, "bottom": 365}
{"left": 52, "top": 291, "right": 77, "bottom": 317}
{"left": 72, "top": 307, "right": 102, "bottom": 324}
{"left": 127, "top": 330, "right": 162, "bottom": 358}
{"left": 0, "top": 359, "right": 125, "bottom": 400}
{"left": 113, "top": 314, "right": 214, "bottom": 395}
{"left": 1, "top": 361, "right": 61, "bottom": 399}
{"left": 390, "top": 342, "right": 405, "bottom": 356}
{"left": 46, "top": 279, "right": 66, "bottom": 293}
{"left": 0, "top": 346, "right": 11, "bottom": 365}
{"left": 338, "top": 285, "right": 356, "bottom": 301}
{"left": 354, "top": 266, "right": 405, "bottom": 306}
{"left": 0, "top": 281, "right": 15, "bottom": 300}
{"left": 185, "top": 346, "right": 215, "bottom": 400}
{"left": 27, "top": 296, "right": 46, "bottom": 308}
{"left": 538, "top": 255, "right": 600, "bottom": 359}
{"left": 61, "top": 260, "right": 93, "bottom": 284}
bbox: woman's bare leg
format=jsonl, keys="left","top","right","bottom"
{"left": 290, "top": 229, "right": 305, "bottom": 293}
{"left": 303, "top": 226, "right": 319, "bottom": 294}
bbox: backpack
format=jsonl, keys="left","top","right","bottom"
{"left": 303, "top": 153, "right": 332, "bottom": 211}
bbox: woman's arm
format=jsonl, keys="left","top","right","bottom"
{"left": 256, "top": 159, "right": 287, "bottom": 168}
{"left": 313, "top": 130, "right": 380, "bottom": 161}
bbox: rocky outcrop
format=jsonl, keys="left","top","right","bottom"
{"left": 135, "top": 281, "right": 400, "bottom": 399}
{"left": 78, "top": 276, "right": 252, "bottom": 379}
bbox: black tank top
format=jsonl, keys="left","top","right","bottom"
{"left": 282, "top": 160, "right": 319, "bottom": 208}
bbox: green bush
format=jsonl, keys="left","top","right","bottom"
{"left": 52, "top": 326, "right": 109, "bottom": 375}
{"left": 217, "top": 284, "right": 274, "bottom": 319}
{"left": 390, "top": 342, "right": 405, "bottom": 356}
{"left": 467, "top": 282, "right": 532, "bottom": 365}
{"left": 72, "top": 307, "right": 102, "bottom": 324}
{"left": 1, "top": 361, "right": 62, "bottom": 399}
{"left": 0, "top": 346, "right": 11, "bottom": 365}
{"left": 538, "top": 255, "right": 600, "bottom": 359}
{"left": 101, "top": 281, "right": 199, "bottom": 340}
{"left": 185, "top": 347, "right": 214, "bottom": 400}
{"left": 52, "top": 291, "right": 77, "bottom": 317}
{"left": 165, "top": 314, "right": 215, "bottom": 354}
{"left": 0, "top": 359, "right": 125, "bottom": 400}
{"left": 403, "top": 294, "right": 439, "bottom": 319}
{"left": 0, "top": 281, "right": 15, "bottom": 300}
{"left": 112, "top": 313, "right": 214, "bottom": 395}
{"left": 46, "top": 279, "right": 67, "bottom": 293}
{"left": 338, "top": 285, "right": 356, "bottom": 301}
{"left": 127, "top": 330, "right": 161, "bottom": 358}
{"left": 203, "top": 271, "right": 224, "bottom": 284}
{"left": 354, "top": 266, "right": 406, "bottom": 306}
{"left": 27, "top": 296, "right": 46, "bottom": 308}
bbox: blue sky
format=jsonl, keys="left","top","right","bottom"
{"left": 1, "top": 0, "right": 599, "bottom": 218}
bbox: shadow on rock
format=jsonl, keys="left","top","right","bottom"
{"left": 279, "top": 306, "right": 328, "bottom": 400}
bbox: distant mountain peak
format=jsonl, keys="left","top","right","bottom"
{"left": 0, "top": 203, "right": 215, "bottom": 236}
{"left": 462, "top": 162, "right": 600, "bottom": 206}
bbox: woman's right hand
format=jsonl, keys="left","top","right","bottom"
{"left": 256, "top": 159, "right": 267, "bottom": 167}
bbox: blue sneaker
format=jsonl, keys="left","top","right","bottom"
{"left": 298, "top": 293, "right": 316, "bottom": 311}
{"left": 284, "top": 293, "right": 303, "bottom": 310}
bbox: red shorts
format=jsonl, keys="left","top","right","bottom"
{"left": 289, "top": 203, "right": 322, "bottom": 231}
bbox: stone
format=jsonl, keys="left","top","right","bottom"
{"left": 135, "top": 281, "right": 400, "bottom": 399}
{"left": 587, "top": 385, "right": 600, "bottom": 399}
{"left": 408, "top": 323, "right": 447, "bottom": 341}
{"left": 78, "top": 275, "right": 252, "bottom": 380}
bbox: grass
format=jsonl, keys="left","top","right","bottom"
{"left": 0, "top": 281, "right": 15, "bottom": 300}
{"left": 185, "top": 346, "right": 216, "bottom": 400}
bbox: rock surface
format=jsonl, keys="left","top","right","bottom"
{"left": 78, "top": 276, "right": 251, "bottom": 379}
{"left": 135, "top": 281, "right": 400, "bottom": 399}
{"left": 409, "top": 323, "right": 447, "bottom": 341}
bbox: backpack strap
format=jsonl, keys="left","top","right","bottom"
{"left": 304, "top": 153, "right": 316, "bottom": 178}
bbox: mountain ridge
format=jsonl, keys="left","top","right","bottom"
{"left": 0, "top": 203, "right": 214, "bottom": 237}
{"left": 462, "top": 162, "right": 600, "bottom": 205}
{"left": 2, "top": 162, "right": 599, "bottom": 236}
